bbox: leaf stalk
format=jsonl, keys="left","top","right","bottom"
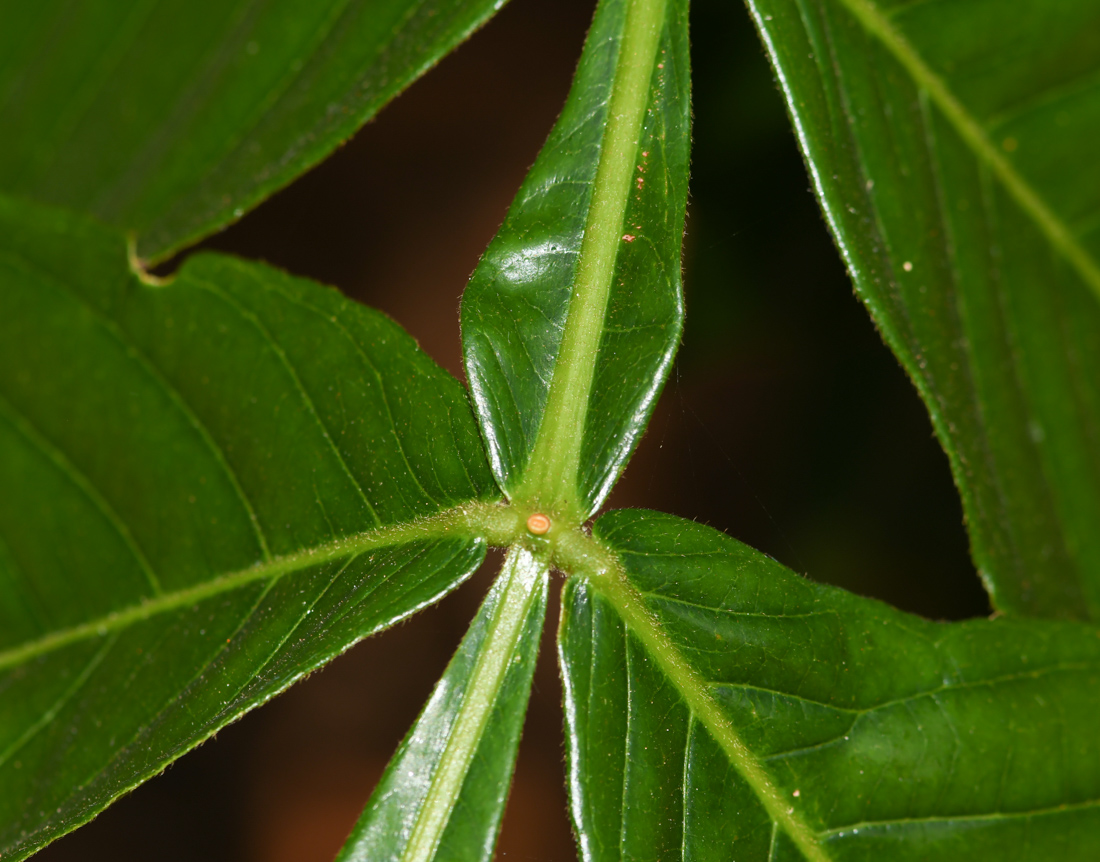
{"left": 399, "top": 545, "right": 550, "bottom": 862}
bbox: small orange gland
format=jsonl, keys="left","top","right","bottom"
{"left": 526, "top": 513, "right": 551, "bottom": 535}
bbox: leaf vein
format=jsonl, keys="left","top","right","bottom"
{"left": 0, "top": 391, "right": 162, "bottom": 597}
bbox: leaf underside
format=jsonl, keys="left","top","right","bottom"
{"left": 337, "top": 546, "right": 548, "bottom": 862}
{"left": 460, "top": 0, "right": 690, "bottom": 516}
{"left": 5, "top": 0, "right": 1100, "bottom": 860}
{"left": 0, "top": 196, "right": 497, "bottom": 860}
{"left": 747, "top": 0, "right": 1100, "bottom": 620}
{"left": 0, "top": 0, "right": 507, "bottom": 262}
{"left": 562, "top": 510, "right": 1100, "bottom": 861}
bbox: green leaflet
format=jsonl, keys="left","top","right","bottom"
{"left": 745, "top": 0, "right": 1100, "bottom": 620}
{"left": 0, "top": 0, "right": 507, "bottom": 263}
{"left": 561, "top": 509, "right": 1100, "bottom": 861}
{"left": 460, "top": 0, "right": 690, "bottom": 521}
{"left": 336, "top": 546, "right": 548, "bottom": 862}
{"left": 0, "top": 197, "right": 505, "bottom": 861}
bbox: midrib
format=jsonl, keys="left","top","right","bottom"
{"left": 0, "top": 501, "right": 510, "bottom": 673}
{"left": 588, "top": 549, "right": 831, "bottom": 862}
{"left": 514, "top": 0, "right": 669, "bottom": 518}
{"left": 400, "top": 546, "right": 549, "bottom": 862}
{"left": 836, "top": 0, "right": 1100, "bottom": 300}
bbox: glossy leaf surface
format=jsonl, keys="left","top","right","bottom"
{"left": 337, "top": 546, "right": 548, "bottom": 862}
{"left": 0, "top": 0, "right": 506, "bottom": 263}
{"left": 746, "top": 0, "right": 1100, "bottom": 620}
{"left": 0, "top": 197, "right": 499, "bottom": 860}
{"left": 561, "top": 510, "right": 1100, "bottom": 861}
{"left": 461, "top": 0, "right": 689, "bottom": 518}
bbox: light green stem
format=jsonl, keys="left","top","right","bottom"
{"left": 0, "top": 501, "right": 521, "bottom": 673}
{"left": 401, "top": 545, "right": 549, "bottom": 862}
{"left": 515, "top": 0, "right": 668, "bottom": 520}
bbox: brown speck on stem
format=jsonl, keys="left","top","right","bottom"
{"left": 622, "top": 234, "right": 636, "bottom": 242}
{"left": 526, "top": 513, "right": 551, "bottom": 535}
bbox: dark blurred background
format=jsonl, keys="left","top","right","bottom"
{"left": 38, "top": 0, "right": 989, "bottom": 860}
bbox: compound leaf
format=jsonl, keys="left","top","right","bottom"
{"left": 0, "top": 196, "right": 499, "bottom": 860}
{"left": 746, "top": 0, "right": 1100, "bottom": 620}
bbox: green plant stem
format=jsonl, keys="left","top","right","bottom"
{"left": 400, "top": 545, "right": 550, "bottom": 862}
{"left": 0, "top": 501, "right": 521, "bottom": 673}
{"left": 514, "top": 0, "right": 668, "bottom": 520}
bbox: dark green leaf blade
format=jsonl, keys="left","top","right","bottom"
{"left": 0, "top": 0, "right": 507, "bottom": 263}
{"left": 745, "top": 0, "right": 1100, "bottom": 619}
{"left": 337, "top": 546, "right": 548, "bottom": 862}
{"left": 560, "top": 509, "right": 1100, "bottom": 861}
{"left": 460, "top": 0, "right": 689, "bottom": 519}
{"left": 0, "top": 196, "right": 501, "bottom": 860}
